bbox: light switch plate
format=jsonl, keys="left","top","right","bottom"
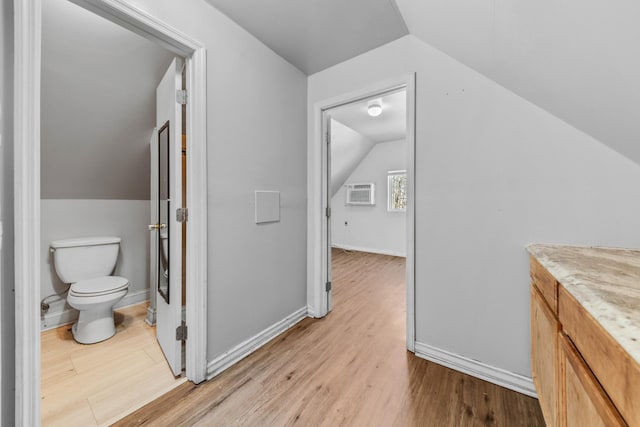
{"left": 255, "top": 191, "right": 280, "bottom": 224}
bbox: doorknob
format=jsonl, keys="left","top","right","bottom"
{"left": 148, "top": 223, "right": 167, "bottom": 231}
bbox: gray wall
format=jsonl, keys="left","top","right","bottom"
{"left": 396, "top": 0, "right": 640, "bottom": 167}
{"left": 121, "top": 0, "right": 308, "bottom": 360}
{"left": 331, "top": 140, "right": 407, "bottom": 256}
{"left": 1, "top": 0, "right": 14, "bottom": 424}
{"left": 41, "top": 0, "right": 173, "bottom": 200}
{"left": 308, "top": 35, "right": 640, "bottom": 378}
{"left": 40, "top": 200, "right": 150, "bottom": 330}
{"left": 38, "top": 0, "right": 168, "bottom": 332}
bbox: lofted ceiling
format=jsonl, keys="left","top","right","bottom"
{"left": 41, "top": 0, "right": 174, "bottom": 199}
{"left": 39, "top": 0, "right": 639, "bottom": 201}
{"left": 204, "top": 0, "right": 409, "bottom": 75}
{"left": 330, "top": 90, "right": 406, "bottom": 144}
{"left": 206, "top": 0, "right": 640, "bottom": 166}
{"left": 394, "top": 0, "right": 640, "bottom": 165}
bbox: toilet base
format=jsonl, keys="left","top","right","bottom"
{"left": 72, "top": 307, "right": 117, "bottom": 344}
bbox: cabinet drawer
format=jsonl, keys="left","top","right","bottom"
{"left": 559, "top": 332, "right": 627, "bottom": 426}
{"left": 559, "top": 286, "right": 640, "bottom": 425}
{"left": 530, "top": 256, "right": 558, "bottom": 314}
{"left": 531, "top": 285, "right": 560, "bottom": 427}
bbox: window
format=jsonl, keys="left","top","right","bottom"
{"left": 387, "top": 170, "right": 407, "bottom": 212}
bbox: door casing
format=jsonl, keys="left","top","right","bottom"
{"left": 307, "top": 74, "right": 417, "bottom": 351}
{"left": 13, "top": 0, "right": 208, "bottom": 425}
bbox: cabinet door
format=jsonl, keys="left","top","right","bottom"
{"left": 559, "top": 333, "right": 626, "bottom": 427}
{"left": 531, "top": 284, "right": 560, "bottom": 427}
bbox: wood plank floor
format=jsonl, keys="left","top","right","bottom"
{"left": 115, "top": 250, "right": 545, "bottom": 426}
{"left": 41, "top": 303, "right": 186, "bottom": 426}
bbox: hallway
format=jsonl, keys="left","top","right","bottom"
{"left": 115, "top": 250, "right": 544, "bottom": 426}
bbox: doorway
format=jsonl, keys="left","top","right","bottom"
{"left": 14, "top": 0, "right": 208, "bottom": 425}
{"left": 326, "top": 88, "right": 409, "bottom": 320}
{"left": 39, "top": 2, "right": 186, "bottom": 424}
{"left": 307, "top": 75, "right": 416, "bottom": 351}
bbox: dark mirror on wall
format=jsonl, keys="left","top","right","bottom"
{"left": 158, "top": 120, "right": 170, "bottom": 304}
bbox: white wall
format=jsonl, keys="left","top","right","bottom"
{"left": 309, "top": 35, "right": 640, "bottom": 379}
{"left": 331, "top": 140, "right": 407, "bottom": 256}
{"left": 0, "top": 0, "right": 14, "bottom": 424}
{"left": 395, "top": 0, "right": 640, "bottom": 166}
{"left": 330, "top": 119, "right": 375, "bottom": 196}
{"left": 40, "top": 200, "right": 150, "bottom": 330}
{"left": 122, "top": 0, "right": 308, "bottom": 360}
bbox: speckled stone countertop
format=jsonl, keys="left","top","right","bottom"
{"left": 527, "top": 244, "right": 640, "bottom": 365}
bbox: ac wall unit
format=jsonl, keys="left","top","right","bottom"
{"left": 345, "top": 183, "right": 375, "bottom": 206}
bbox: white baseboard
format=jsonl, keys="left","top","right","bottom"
{"left": 40, "top": 288, "right": 150, "bottom": 331}
{"left": 207, "top": 306, "right": 308, "bottom": 380}
{"left": 41, "top": 306, "right": 77, "bottom": 331}
{"left": 307, "top": 305, "right": 321, "bottom": 318}
{"left": 145, "top": 306, "right": 156, "bottom": 326}
{"left": 331, "top": 243, "right": 406, "bottom": 258}
{"left": 414, "top": 341, "right": 537, "bottom": 398}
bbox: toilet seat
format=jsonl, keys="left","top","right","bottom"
{"left": 70, "top": 276, "right": 128, "bottom": 297}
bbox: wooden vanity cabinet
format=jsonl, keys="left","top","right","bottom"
{"left": 530, "top": 256, "right": 631, "bottom": 427}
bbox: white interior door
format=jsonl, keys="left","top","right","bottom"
{"left": 325, "top": 114, "right": 333, "bottom": 313}
{"left": 154, "top": 57, "right": 183, "bottom": 376}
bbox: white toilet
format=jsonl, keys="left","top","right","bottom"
{"left": 50, "top": 236, "right": 129, "bottom": 344}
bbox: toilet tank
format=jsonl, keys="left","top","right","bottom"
{"left": 50, "top": 236, "right": 121, "bottom": 284}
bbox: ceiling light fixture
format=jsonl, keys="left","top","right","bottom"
{"left": 367, "top": 100, "right": 383, "bottom": 117}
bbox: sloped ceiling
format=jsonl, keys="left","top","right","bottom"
{"left": 41, "top": 0, "right": 174, "bottom": 200}
{"left": 204, "top": 0, "right": 409, "bottom": 75}
{"left": 330, "top": 120, "right": 376, "bottom": 197}
{"left": 205, "top": 0, "right": 640, "bottom": 165}
{"left": 395, "top": 0, "right": 640, "bottom": 164}
{"left": 330, "top": 90, "right": 407, "bottom": 196}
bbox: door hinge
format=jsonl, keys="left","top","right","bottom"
{"left": 176, "top": 321, "right": 188, "bottom": 341}
{"left": 326, "top": 131, "right": 331, "bottom": 145}
{"left": 325, "top": 281, "right": 332, "bottom": 292}
{"left": 325, "top": 207, "right": 331, "bottom": 218}
{"left": 176, "top": 208, "right": 188, "bottom": 222}
{"left": 176, "top": 89, "right": 188, "bottom": 105}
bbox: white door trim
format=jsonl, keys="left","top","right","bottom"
{"left": 13, "top": 1, "right": 208, "bottom": 425}
{"left": 14, "top": 2, "right": 42, "bottom": 425}
{"left": 306, "top": 74, "right": 417, "bottom": 351}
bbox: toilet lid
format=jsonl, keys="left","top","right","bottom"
{"left": 70, "top": 276, "right": 128, "bottom": 296}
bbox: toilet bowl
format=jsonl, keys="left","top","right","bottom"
{"left": 67, "top": 276, "right": 129, "bottom": 344}
{"left": 50, "top": 237, "right": 129, "bottom": 344}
